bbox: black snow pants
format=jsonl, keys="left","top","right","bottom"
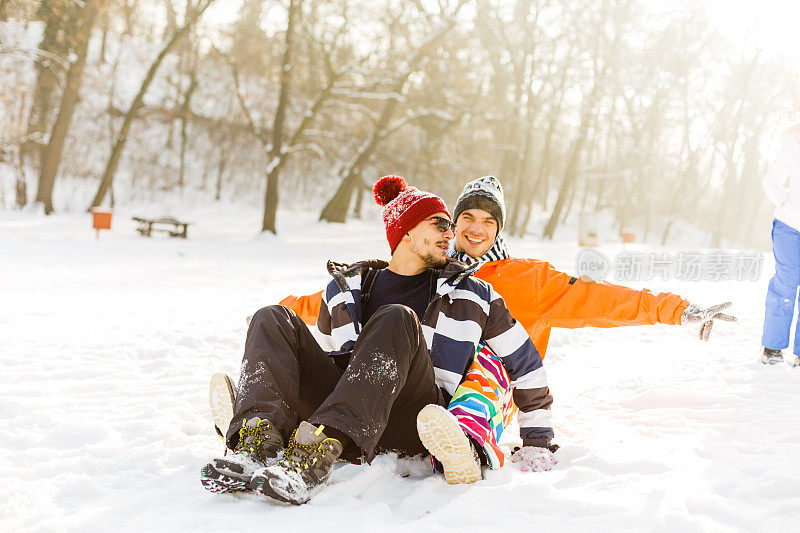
{"left": 226, "top": 303, "right": 445, "bottom": 462}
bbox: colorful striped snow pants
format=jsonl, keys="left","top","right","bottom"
{"left": 447, "top": 342, "right": 516, "bottom": 469}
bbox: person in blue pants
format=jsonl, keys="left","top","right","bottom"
{"left": 761, "top": 123, "right": 800, "bottom": 366}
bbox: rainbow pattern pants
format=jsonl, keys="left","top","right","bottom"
{"left": 446, "top": 342, "right": 516, "bottom": 469}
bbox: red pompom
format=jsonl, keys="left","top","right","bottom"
{"left": 373, "top": 175, "right": 407, "bottom": 206}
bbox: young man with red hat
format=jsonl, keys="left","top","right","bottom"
{"left": 201, "top": 176, "right": 553, "bottom": 504}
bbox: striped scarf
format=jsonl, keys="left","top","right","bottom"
{"left": 451, "top": 236, "right": 510, "bottom": 265}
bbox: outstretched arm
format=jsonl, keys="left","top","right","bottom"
{"left": 478, "top": 259, "right": 690, "bottom": 328}
{"left": 541, "top": 266, "right": 736, "bottom": 340}
{"left": 478, "top": 258, "right": 735, "bottom": 342}
{"left": 541, "top": 272, "right": 689, "bottom": 328}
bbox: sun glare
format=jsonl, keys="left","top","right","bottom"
{"left": 705, "top": 0, "right": 800, "bottom": 71}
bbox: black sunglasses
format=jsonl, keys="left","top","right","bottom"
{"left": 428, "top": 216, "right": 456, "bottom": 233}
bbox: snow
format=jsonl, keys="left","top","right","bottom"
{"left": 2, "top": 203, "right": 799, "bottom": 532}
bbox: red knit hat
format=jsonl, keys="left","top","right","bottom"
{"left": 373, "top": 175, "right": 450, "bottom": 253}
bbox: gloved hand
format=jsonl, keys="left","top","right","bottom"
{"left": 681, "top": 302, "right": 737, "bottom": 341}
{"left": 510, "top": 446, "right": 557, "bottom": 472}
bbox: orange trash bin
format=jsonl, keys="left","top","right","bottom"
{"left": 92, "top": 209, "right": 113, "bottom": 239}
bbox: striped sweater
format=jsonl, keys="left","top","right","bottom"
{"left": 315, "top": 258, "right": 554, "bottom": 445}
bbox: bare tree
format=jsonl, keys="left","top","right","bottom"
{"left": 24, "top": 0, "right": 81, "bottom": 174}
{"left": 1, "top": 0, "right": 795, "bottom": 250}
{"left": 222, "top": 0, "right": 370, "bottom": 232}
{"left": 36, "top": 0, "right": 104, "bottom": 214}
{"left": 259, "top": 0, "right": 300, "bottom": 233}
{"left": 542, "top": 81, "right": 604, "bottom": 239}
{"left": 319, "top": 0, "right": 466, "bottom": 223}
{"left": 89, "top": 0, "right": 217, "bottom": 209}
{"left": 177, "top": 41, "right": 199, "bottom": 189}
{"left": 543, "top": 0, "right": 622, "bottom": 240}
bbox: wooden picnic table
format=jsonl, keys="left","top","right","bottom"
{"left": 132, "top": 217, "right": 191, "bottom": 238}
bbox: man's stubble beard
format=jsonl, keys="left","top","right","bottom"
{"left": 421, "top": 252, "right": 447, "bottom": 268}
{"left": 413, "top": 237, "right": 448, "bottom": 268}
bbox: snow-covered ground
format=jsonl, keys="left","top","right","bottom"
{"left": 2, "top": 205, "right": 798, "bottom": 533}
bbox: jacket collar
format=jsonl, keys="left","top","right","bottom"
{"left": 325, "top": 257, "right": 476, "bottom": 296}
{"left": 436, "top": 258, "right": 479, "bottom": 296}
{"left": 326, "top": 259, "right": 388, "bottom": 293}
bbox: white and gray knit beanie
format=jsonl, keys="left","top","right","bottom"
{"left": 453, "top": 176, "right": 506, "bottom": 231}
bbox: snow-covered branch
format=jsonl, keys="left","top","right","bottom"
{"left": 329, "top": 88, "right": 405, "bottom": 102}
{"left": 213, "top": 45, "right": 269, "bottom": 147}
{"left": 285, "top": 142, "right": 325, "bottom": 158}
{"left": 323, "top": 99, "right": 381, "bottom": 121}
{"left": 379, "top": 108, "right": 458, "bottom": 140}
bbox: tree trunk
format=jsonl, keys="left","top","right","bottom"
{"left": 518, "top": 114, "right": 556, "bottom": 235}
{"left": 163, "top": 0, "right": 178, "bottom": 39}
{"left": 0, "top": 0, "right": 10, "bottom": 20}
{"left": 319, "top": 171, "right": 361, "bottom": 223}
{"left": 508, "top": 122, "right": 535, "bottom": 236}
{"left": 318, "top": 14, "right": 462, "bottom": 223}
{"left": 89, "top": 0, "right": 216, "bottom": 210}
{"left": 318, "top": 84, "right": 417, "bottom": 223}
{"left": 661, "top": 153, "right": 698, "bottom": 245}
{"left": 15, "top": 151, "right": 27, "bottom": 207}
{"left": 225, "top": 0, "right": 343, "bottom": 232}
{"left": 517, "top": 50, "right": 571, "bottom": 236}
{"left": 505, "top": 2, "right": 538, "bottom": 237}
{"left": 122, "top": 0, "right": 135, "bottom": 36}
{"left": 320, "top": 107, "right": 451, "bottom": 225}
{"left": 559, "top": 173, "right": 579, "bottom": 224}
{"left": 352, "top": 183, "right": 365, "bottom": 219}
{"left": 261, "top": 0, "right": 301, "bottom": 233}
{"left": 13, "top": 98, "right": 27, "bottom": 207}
{"left": 36, "top": 0, "right": 102, "bottom": 214}
{"left": 709, "top": 60, "right": 757, "bottom": 247}
{"left": 710, "top": 149, "right": 739, "bottom": 248}
{"left": 215, "top": 145, "right": 229, "bottom": 201}
{"left": 99, "top": 3, "right": 109, "bottom": 63}
{"left": 25, "top": 0, "right": 81, "bottom": 177}
{"left": 543, "top": 91, "right": 596, "bottom": 240}
{"left": 318, "top": 104, "right": 396, "bottom": 224}
{"left": 178, "top": 66, "right": 198, "bottom": 189}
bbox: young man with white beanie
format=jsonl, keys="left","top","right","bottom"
{"left": 432, "top": 175, "right": 737, "bottom": 475}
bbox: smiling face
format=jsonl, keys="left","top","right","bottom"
{"left": 454, "top": 208, "right": 498, "bottom": 258}
{"left": 406, "top": 211, "right": 454, "bottom": 268}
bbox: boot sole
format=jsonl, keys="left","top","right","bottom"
{"left": 209, "top": 373, "right": 236, "bottom": 438}
{"left": 417, "top": 404, "right": 481, "bottom": 485}
{"left": 250, "top": 473, "right": 303, "bottom": 505}
{"left": 200, "top": 463, "right": 249, "bottom": 493}
{"left": 760, "top": 354, "right": 784, "bottom": 365}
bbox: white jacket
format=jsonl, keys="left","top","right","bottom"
{"left": 763, "top": 126, "right": 800, "bottom": 231}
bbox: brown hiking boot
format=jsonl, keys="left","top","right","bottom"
{"left": 761, "top": 347, "right": 784, "bottom": 365}
{"left": 251, "top": 421, "right": 343, "bottom": 505}
{"left": 200, "top": 417, "right": 283, "bottom": 494}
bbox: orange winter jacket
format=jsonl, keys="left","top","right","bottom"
{"left": 278, "top": 258, "right": 690, "bottom": 358}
